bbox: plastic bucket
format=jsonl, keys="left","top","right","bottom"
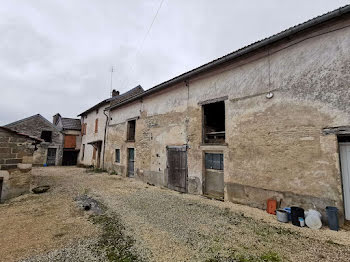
{"left": 305, "top": 210, "right": 322, "bottom": 230}
{"left": 276, "top": 209, "right": 289, "bottom": 223}
{"left": 291, "top": 207, "right": 305, "bottom": 227}
{"left": 326, "top": 206, "right": 339, "bottom": 231}
{"left": 283, "top": 207, "right": 292, "bottom": 221}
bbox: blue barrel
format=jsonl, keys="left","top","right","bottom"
{"left": 326, "top": 206, "right": 339, "bottom": 231}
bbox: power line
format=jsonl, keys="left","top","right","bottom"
{"left": 119, "top": 0, "right": 166, "bottom": 90}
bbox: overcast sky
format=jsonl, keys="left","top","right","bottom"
{"left": 1, "top": 1, "right": 349, "bottom": 125}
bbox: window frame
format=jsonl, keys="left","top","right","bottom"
{"left": 115, "top": 148, "right": 120, "bottom": 163}
{"left": 95, "top": 118, "right": 98, "bottom": 133}
{"left": 205, "top": 153, "right": 224, "bottom": 171}
{"left": 127, "top": 119, "right": 136, "bottom": 142}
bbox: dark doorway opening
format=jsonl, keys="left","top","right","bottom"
{"left": 203, "top": 101, "right": 225, "bottom": 144}
{"left": 62, "top": 150, "right": 79, "bottom": 166}
{"left": 46, "top": 148, "right": 57, "bottom": 166}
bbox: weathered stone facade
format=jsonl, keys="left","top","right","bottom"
{"left": 5, "top": 114, "right": 63, "bottom": 166}
{"left": 102, "top": 10, "right": 350, "bottom": 223}
{"left": 0, "top": 127, "right": 39, "bottom": 202}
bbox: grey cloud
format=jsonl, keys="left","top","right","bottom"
{"left": 0, "top": 0, "right": 349, "bottom": 125}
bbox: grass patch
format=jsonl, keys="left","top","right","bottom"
{"left": 88, "top": 201, "right": 143, "bottom": 261}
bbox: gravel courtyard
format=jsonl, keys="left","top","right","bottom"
{"left": 1, "top": 167, "right": 350, "bottom": 262}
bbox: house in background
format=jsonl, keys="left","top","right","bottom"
{"left": 78, "top": 86, "right": 143, "bottom": 168}
{"left": 53, "top": 114, "right": 81, "bottom": 166}
{"left": 0, "top": 126, "right": 42, "bottom": 202}
{"left": 5, "top": 114, "right": 63, "bottom": 166}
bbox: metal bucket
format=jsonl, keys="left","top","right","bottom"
{"left": 276, "top": 209, "right": 289, "bottom": 223}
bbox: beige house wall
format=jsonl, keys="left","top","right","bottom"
{"left": 104, "top": 17, "right": 350, "bottom": 221}
{"left": 78, "top": 104, "right": 108, "bottom": 167}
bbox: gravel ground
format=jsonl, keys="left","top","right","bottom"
{"left": 2, "top": 166, "right": 350, "bottom": 262}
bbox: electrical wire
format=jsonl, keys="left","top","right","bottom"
{"left": 118, "top": 0, "right": 166, "bottom": 90}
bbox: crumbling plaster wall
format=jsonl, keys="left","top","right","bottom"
{"left": 105, "top": 17, "right": 350, "bottom": 216}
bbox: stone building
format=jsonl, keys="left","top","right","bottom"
{"left": 53, "top": 114, "right": 81, "bottom": 166}
{"left": 5, "top": 114, "right": 64, "bottom": 166}
{"left": 0, "top": 126, "right": 42, "bottom": 202}
{"left": 101, "top": 6, "right": 350, "bottom": 223}
{"left": 78, "top": 86, "right": 143, "bottom": 168}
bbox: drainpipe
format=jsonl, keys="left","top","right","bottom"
{"left": 102, "top": 109, "right": 109, "bottom": 170}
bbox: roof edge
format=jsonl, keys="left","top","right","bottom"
{"left": 109, "top": 4, "right": 350, "bottom": 111}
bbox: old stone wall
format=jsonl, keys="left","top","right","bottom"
{"left": 104, "top": 16, "right": 350, "bottom": 220}
{"left": 0, "top": 129, "right": 35, "bottom": 202}
{"left": 6, "top": 115, "right": 63, "bottom": 166}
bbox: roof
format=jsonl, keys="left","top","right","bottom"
{"left": 108, "top": 4, "right": 350, "bottom": 111}
{"left": 61, "top": 118, "right": 81, "bottom": 130}
{"left": 78, "top": 85, "right": 144, "bottom": 116}
{"left": 5, "top": 114, "right": 61, "bottom": 132}
{"left": 0, "top": 126, "right": 43, "bottom": 142}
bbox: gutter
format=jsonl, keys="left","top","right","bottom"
{"left": 108, "top": 5, "right": 350, "bottom": 112}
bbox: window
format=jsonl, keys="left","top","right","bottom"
{"left": 41, "top": 131, "right": 52, "bottom": 142}
{"left": 203, "top": 101, "right": 225, "bottom": 144}
{"left": 95, "top": 119, "right": 98, "bottom": 133}
{"left": 81, "top": 123, "right": 86, "bottom": 136}
{"left": 115, "top": 149, "right": 120, "bottom": 163}
{"left": 64, "top": 135, "right": 76, "bottom": 148}
{"left": 205, "top": 153, "right": 224, "bottom": 170}
{"left": 82, "top": 144, "right": 85, "bottom": 160}
{"left": 127, "top": 120, "right": 136, "bottom": 141}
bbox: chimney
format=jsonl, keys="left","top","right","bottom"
{"left": 112, "top": 89, "right": 120, "bottom": 97}
{"left": 53, "top": 113, "right": 61, "bottom": 125}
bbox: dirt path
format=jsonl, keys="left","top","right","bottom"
{"left": 1, "top": 167, "right": 350, "bottom": 262}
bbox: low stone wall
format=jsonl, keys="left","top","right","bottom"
{"left": 0, "top": 163, "right": 32, "bottom": 202}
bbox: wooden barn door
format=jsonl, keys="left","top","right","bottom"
{"left": 167, "top": 146, "right": 188, "bottom": 193}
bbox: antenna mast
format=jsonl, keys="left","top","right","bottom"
{"left": 110, "top": 66, "right": 114, "bottom": 97}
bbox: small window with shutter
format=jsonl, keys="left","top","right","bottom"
{"left": 95, "top": 119, "right": 98, "bottom": 133}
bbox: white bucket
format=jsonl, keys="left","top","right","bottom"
{"left": 305, "top": 209, "right": 322, "bottom": 229}
{"left": 276, "top": 209, "right": 289, "bottom": 223}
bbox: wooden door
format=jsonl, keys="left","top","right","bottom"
{"left": 204, "top": 153, "right": 224, "bottom": 199}
{"left": 340, "top": 143, "right": 350, "bottom": 220}
{"left": 167, "top": 146, "right": 187, "bottom": 193}
{"left": 127, "top": 148, "right": 135, "bottom": 177}
{"left": 46, "top": 148, "right": 57, "bottom": 166}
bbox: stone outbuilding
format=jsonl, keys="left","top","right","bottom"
{"left": 5, "top": 114, "right": 64, "bottom": 166}
{"left": 53, "top": 114, "right": 81, "bottom": 166}
{"left": 0, "top": 126, "right": 42, "bottom": 202}
{"left": 100, "top": 6, "right": 350, "bottom": 224}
